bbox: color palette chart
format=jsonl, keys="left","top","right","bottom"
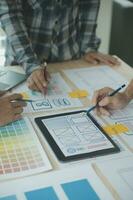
{"left": 0, "top": 117, "right": 51, "bottom": 180}
{"left": 0, "top": 163, "right": 114, "bottom": 200}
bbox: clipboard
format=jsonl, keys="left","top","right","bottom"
{"left": 35, "top": 110, "right": 120, "bottom": 162}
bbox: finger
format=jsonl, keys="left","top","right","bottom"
{"left": 106, "top": 56, "right": 120, "bottom": 65}
{"left": 98, "top": 107, "right": 111, "bottom": 116}
{"left": 13, "top": 114, "right": 22, "bottom": 121}
{"left": 9, "top": 93, "right": 23, "bottom": 101}
{"left": 92, "top": 90, "right": 99, "bottom": 105}
{"left": 33, "top": 75, "right": 46, "bottom": 93}
{"left": 91, "top": 53, "right": 111, "bottom": 65}
{"left": 92, "top": 53, "right": 120, "bottom": 66}
{"left": 0, "top": 91, "right": 6, "bottom": 97}
{"left": 84, "top": 55, "right": 98, "bottom": 64}
{"left": 27, "top": 78, "right": 40, "bottom": 91}
{"left": 92, "top": 87, "right": 113, "bottom": 105}
{"left": 46, "top": 71, "right": 51, "bottom": 82}
{"left": 95, "top": 107, "right": 101, "bottom": 116}
{"left": 102, "top": 55, "right": 121, "bottom": 66}
{"left": 28, "top": 83, "right": 39, "bottom": 91}
{"left": 36, "top": 71, "right": 48, "bottom": 89}
{"left": 99, "top": 96, "right": 112, "bottom": 107}
{"left": 97, "top": 88, "right": 114, "bottom": 100}
{"left": 14, "top": 107, "right": 24, "bottom": 115}
{"left": 89, "top": 53, "right": 115, "bottom": 66}
{"left": 11, "top": 101, "right": 26, "bottom": 108}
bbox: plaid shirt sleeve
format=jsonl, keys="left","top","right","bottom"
{"left": 79, "top": 0, "right": 101, "bottom": 55}
{"left": 0, "top": 0, "right": 41, "bottom": 75}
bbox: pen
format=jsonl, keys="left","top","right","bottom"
{"left": 87, "top": 84, "right": 126, "bottom": 114}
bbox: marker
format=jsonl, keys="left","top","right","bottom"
{"left": 87, "top": 84, "right": 126, "bottom": 114}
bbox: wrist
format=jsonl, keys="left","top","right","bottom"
{"left": 123, "top": 80, "right": 133, "bottom": 102}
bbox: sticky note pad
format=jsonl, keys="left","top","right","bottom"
{"left": 69, "top": 90, "right": 88, "bottom": 98}
{"left": 20, "top": 92, "right": 30, "bottom": 100}
{"left": 103, "top": 124, "right": 129, "bottom": 136}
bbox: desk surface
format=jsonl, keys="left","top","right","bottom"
{"left": 8, "top": 58, "right": 133, "bottom": 168}
{"left": 2, "top": 58, "right": 133, "bottom": 200}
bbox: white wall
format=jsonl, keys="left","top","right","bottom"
{"left": 97, "top": 0, "right": 113, "bottom": 53}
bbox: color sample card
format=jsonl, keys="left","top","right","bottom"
{"left": 25, "top": 187, "right": 59, "bottom": 200}
{"left": 61, "top": 179, "right": 100, "bottom": 200}
{"left": 0, "top": 117, "right": 52, "bottom": 180}
{"left": 0, "top": 163, "right": 114, "bottom": 200}
{"left": 0, "top": 196, "right": 17, "bottom": 200}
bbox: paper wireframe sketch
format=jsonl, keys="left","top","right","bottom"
{"left": 63, "top": 66, "right": 129, "bottom": 99}
{"left": 13, "top": 73, "right": 82, "bottom": 113}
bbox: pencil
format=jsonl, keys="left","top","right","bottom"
{"left": 18, "top": 99, "right": 35, "bottom": 103}
{"left": 43, "top": 62, "right": 48, "bottom": 94}
{"left": 87, "top": 84, "right": 126, "bottom": 114}
{"left": 44, "top": 62, "right": 47, "bottom": 81}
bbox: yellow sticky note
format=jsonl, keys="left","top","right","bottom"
{"left": 69, "top": 90, "right": 88, "bottom": 98}
{"left": 20, "top": 92, "right": 30, "bottom": 100}
{"left": 103, "top": 124, "right": 129, "bottom": 136}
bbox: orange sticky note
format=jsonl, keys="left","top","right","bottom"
{"left": 103, "top": 124, "right": 129, "bottom": 136}
{"left": 69, "top": 90, "right": 88, "bottom": 98}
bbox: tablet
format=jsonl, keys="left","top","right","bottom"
{"left": 0, "top": 70, "right": 26, "bottom": 91}
{"left": 35, "top": 110, "right": 120, "bottom": 162}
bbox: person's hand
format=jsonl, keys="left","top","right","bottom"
{"left": 0, "top": 91, "right": 6, "bottom": 97}
{"left": 92, "top": 87, "right": 129, "bottom": 116}
{"left": 27, "top": 68, "right": 50, "bottom": 94}
{"left": 84, "top": 52, "right": 120, "bottom": 66}
{"left": 0, "top": 93, "right": 26, "bottom": 126}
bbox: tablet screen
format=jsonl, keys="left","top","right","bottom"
{"left": 41, "top": 112, "right": 115, "bottom": 157}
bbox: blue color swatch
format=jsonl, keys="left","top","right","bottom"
{"left": 25, "top": 187, "right": 59, "bottom": 200}
{"left": 61, "top": 179, "right": 100, "bottom": 200}
{"left": 0, "top": 196, "right": 17, "bottom": 200}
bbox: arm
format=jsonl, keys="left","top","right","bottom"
{"left": 0, "top": 0, "right": 41, "bottom": 75}
{"left": 79, "top": 0, "right": 120, "bottom": 66}
{"left": 0, "top": 0, "right": 49, "bottom": 93}
{"left": 79, "top": 0, "right": 101, "bottom": 54}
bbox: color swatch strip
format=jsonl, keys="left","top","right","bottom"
{"left": 0, "top": 179, "right": 100, "bottom": 200}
